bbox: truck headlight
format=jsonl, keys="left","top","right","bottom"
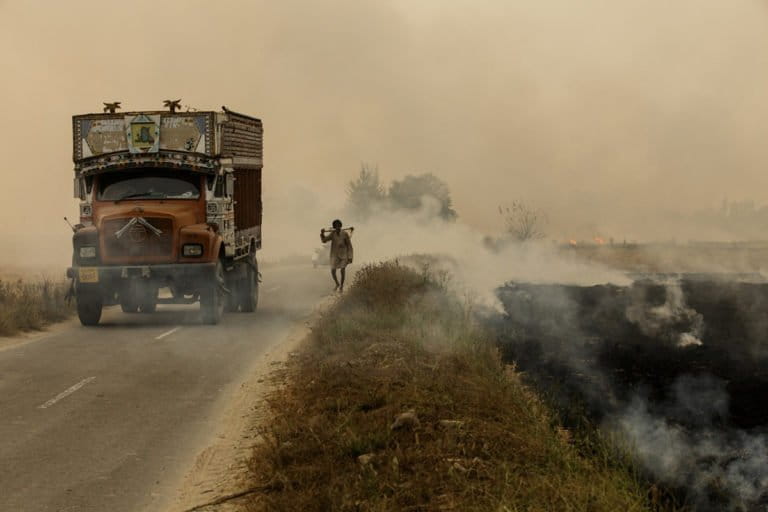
{"left": 79, "top": 246, "right": 97, "bottom": 258}
{"left": 182, "top": 244, "right": 203, "bottom": 257}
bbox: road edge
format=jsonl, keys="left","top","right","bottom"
{"left": 167, "top": 296, "right": 336, "bottom": 512}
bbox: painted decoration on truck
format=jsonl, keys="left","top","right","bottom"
{"left": 74, "top": 112, "right": 213, "bottom": 161}
{"left": 81, "top": 119, "right": 127, "bottom": 158}
{"left": 126, "top": 114, "right": 161, "bottom": 154}
{"left": 159, "top": 115, "right": 208, "bottom": 154}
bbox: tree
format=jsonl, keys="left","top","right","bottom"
{"left": 500, "top": 201, "right": 546, "bottom": 242}
{"left": 346, "top": 163, "right": 386, "bottom": 220}
{"left": 388, "top": 173, "right": 457, "bottom": 221}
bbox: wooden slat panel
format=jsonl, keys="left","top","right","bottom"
{"left": 220, "top": 111, "right": 263, "bottom": 159}
{"left": 233, "top": 167, "right": 262, "bottom": 231}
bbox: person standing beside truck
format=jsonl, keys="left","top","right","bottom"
{"left": 320, "top": 219, "right": 353, "bottom": 292}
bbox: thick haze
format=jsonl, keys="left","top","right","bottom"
{"left": 2, "top": 0, "right": 768, "bottom": 265}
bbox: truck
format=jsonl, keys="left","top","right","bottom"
{"left": 67, "top": 103, "right": 263, "bottom": 326}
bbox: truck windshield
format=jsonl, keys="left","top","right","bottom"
{"left": 97, "top": 171, "right": 201, "bottom": 201}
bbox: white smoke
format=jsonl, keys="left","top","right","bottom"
{"left": 612, "top": 377, "right": 768, "bottom": 510}
{"left": 265, "top": 185, "right": 629, "bottom": 305}
{"left": 625, "top": 279, "right": 704, "bottom": 348}
{"left": 353, "top": 199, "right": 630, "bottom": 304}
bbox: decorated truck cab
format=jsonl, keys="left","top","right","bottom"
{"left": 68, "top": 103, "right": 263, "bottom": 326}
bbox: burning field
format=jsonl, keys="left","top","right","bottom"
{"left": 491, "top": 274, "right": 768, "bottom": 511}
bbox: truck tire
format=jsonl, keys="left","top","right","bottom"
{"left": 120, "top": 301, "right": 139, "bottom": 313}
{"left": 139, "top": 288, "right": 158, "bottom": 313}
{"left": 201, "top": 260, "right": 225, "bottom": 324}
{"left": 139, "top": 302, "right": 157, "bottom": 313}
{"left": 120, "top": 288, "right": 139, "bottom": 313}
{"left": 240, "top": 257, "right": 259, "bottom": 313}
{"left": 77, "top": 288, "right": 103, "bottom": 326}
{"left": 225, "top": 274, "right": 240, "bottom": 313}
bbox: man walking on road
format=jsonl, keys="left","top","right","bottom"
{"left": 321, "top": 219, "right": 354, "bottom": 292}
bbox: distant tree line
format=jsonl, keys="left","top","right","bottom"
{"left": 346, "top": 164, "right": 457, "bottom": 221}
{"left": 346, "top": 164, "right": 548, "bottom": 246}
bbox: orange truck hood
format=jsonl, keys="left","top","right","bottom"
{"left": 93, "top": 200, "right": 207, "bottom": 265}
{"left": 94, "top": 201, "right": 204, "bottom": 227}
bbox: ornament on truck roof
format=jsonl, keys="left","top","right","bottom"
{"left": 163, "top": 99, "right": 182, "bottom": 113}
{"left": 103, "top": 102, "right": 121, "bottom": 114}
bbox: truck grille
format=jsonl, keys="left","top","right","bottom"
{"left": 101, "top": 217, "right": 174, "bottom": 262}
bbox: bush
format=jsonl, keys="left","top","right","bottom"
{"left": 0, "top": 278, "right": 72, "bottom": 336}
{"left": 342, "top": 261, "right": 435, "bottom": 311}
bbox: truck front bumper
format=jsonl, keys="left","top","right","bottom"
{"left": 67, "top": 263, "right": 216, "bottom": 286}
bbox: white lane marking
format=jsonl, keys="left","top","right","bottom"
{"left": 267, "top": 286, "right": 280, "bottom": 292}
{"left": 155, "top": 326, "right": 181, "bottom": 340}
{"left": 38, "top": 377, "right": 96, "bottom": 409}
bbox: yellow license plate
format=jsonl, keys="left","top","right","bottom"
{"left": 78, "top": 267, "right": 99, "bottom": 283}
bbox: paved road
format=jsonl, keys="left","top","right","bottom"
{"left": 0, "top": 263, "right": 333, "bottom": 512}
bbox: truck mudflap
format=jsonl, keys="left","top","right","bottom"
{"left": 67, "top": 263, "right": 216, "bottom": 286}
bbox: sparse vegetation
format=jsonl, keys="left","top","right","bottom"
{"left": 245, "top": 261, "right": 660, "bottom": 511}
{"left": 346, "top": 167, "right": 458, "bottom": 221}
{"left": 389, "top": 173, "right": 458, "bottom": 221}
{"left": 500, "top": 201, "right": 547, "bottom": 242}
{"left": 0, "top": 278, "right": 72, "bottom": 336}
{"left": 346, "top": 163, "right": 387, "bottom": 221}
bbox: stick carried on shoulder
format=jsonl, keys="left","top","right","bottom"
{"left": 321, "top": 226, "right": 354, "bottom": 234}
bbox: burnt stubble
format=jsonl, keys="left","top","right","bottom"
{"left": 493, "top": 275, "right": 768, "bottom": 511}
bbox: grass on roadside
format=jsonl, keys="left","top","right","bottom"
{"left": 246, "top": 261, "right": 663, "bottom": 511}
{"left": 0, "top": 278, "right": 72, "bottom": 336}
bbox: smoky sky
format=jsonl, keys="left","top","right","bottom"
{"left": 2, "top": 0, "right": 768, "bottom": 265}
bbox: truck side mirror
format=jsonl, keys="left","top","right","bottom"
{"left": 225, "top": 173, "right": 235, "bottom": 197}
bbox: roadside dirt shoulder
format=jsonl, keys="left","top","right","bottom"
{"left": 0, "top": 318, "right": 79, "bottom": 353}
{"left": 169, "top": 297, "right": 335, "bottom": 512}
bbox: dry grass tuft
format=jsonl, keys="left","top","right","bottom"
{"left": 0, "top": 278, "right": 72, "bottom": 336}
{"left": 245, "top": 261, "right": 660, "bottom": 511}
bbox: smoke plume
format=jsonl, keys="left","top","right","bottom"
{"left": 4, "top": 0, "right": 768, "bottom": 268}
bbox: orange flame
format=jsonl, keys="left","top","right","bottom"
{"left": 593, "top": 237, "right": 606, "bottom": 245}
{"left": 568, "top": 239, "right": 578, "bottom": 246}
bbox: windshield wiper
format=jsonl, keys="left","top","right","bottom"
{"left": 114, "top": 192, "right": 166, "bottom": 203}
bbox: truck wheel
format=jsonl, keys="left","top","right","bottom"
{"left": 120, "top": 301, "right": 139, "bottom": 313}
{"left": 139, "top": 302, "right": 157, "bottom": 313}
{"left": 120, "top": 287, "right": 139, "bottom": 313}
{"left": 201, "top": 260, "right": 225, "bottom": 324}
{"left": 77, "top": 288, "right": 103, "bottom": 326}
{"left": 139, "top": 288, "right": 158, "bottom": 313}
{"left": 225, "top": 276, "right": 240, "bottom": 313}
{"left": 240, "top": 257, "right": 259, "bottom": 313}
